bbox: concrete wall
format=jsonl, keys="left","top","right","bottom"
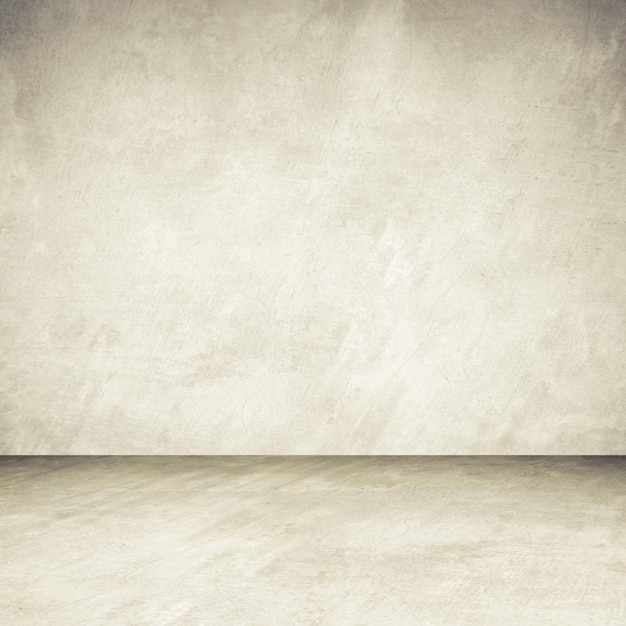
{"left": 1, "top": 0, "right": 625, "bottom": 453}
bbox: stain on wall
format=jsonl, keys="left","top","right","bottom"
{"left": 1, "top": 0, "right": 625, "bottom": 453}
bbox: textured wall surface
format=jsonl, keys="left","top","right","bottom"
{"left": 0, "top": 0, "right": 625, "bottom": 453}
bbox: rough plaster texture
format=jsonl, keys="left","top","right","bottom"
{"left": 2, "top": 456, "right": 626, "bottom": 624}
{"left": 0, "top": 0, "right": 625, "bottom": 453}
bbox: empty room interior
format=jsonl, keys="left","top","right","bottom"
{"left": 1, "top": 0, "right": 625, "bottom": 624}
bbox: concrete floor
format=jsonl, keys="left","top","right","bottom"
{"left": 1, "top": 457, "right": 625, "bottom": 625}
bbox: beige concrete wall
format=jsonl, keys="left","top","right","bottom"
{"left": 1, "top": 0, "right": 624, "bottom": 453}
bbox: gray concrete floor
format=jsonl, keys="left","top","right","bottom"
{"left": 1, "top": 456, "right": 625, "bottom": 624}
